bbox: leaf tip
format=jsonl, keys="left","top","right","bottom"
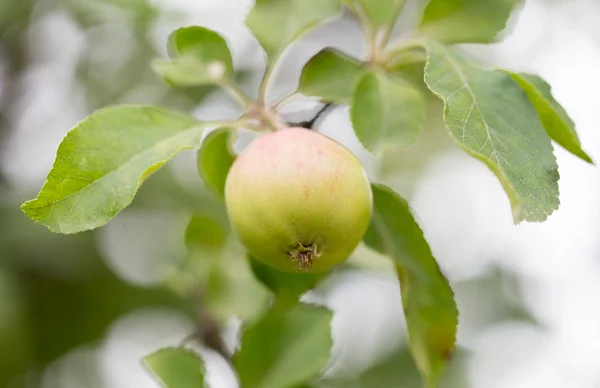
{"left": 19, "top": 200, "right": 64, "bottom": 234}
{"left": 20, "top": 199, "right": 32, "bottom": 213}
{"left": 580, "top": 151, "right": 595, "bottom": 165}
{"left": 20, "top": 198, "right": 42, "bottom": 223}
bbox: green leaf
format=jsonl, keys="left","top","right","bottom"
{"left": 182, "top": 214, "right": 270, "bottom": 323}
{"left": 350, "top": 0, "right": 407, "bottom": 30}
{"left": 21, "top": 105, "right": 211, "bottom": 234}
{"left": 298, "top": 48, "right": 364, "bottom": 104}
{"left": 363, "top": 184, "right": 458, "bottom": 388}
{"left": 185, "top": 215, "right": 228, "bottom": 252}
{"left": 510, "top": 72, "right": 593, "bottom": 164}
{"left": 197, "top": 127, "right": 237, "bottom": 200}
{"left": 357, "top": 348, "right": 421, "bottom": 388}
{"left": 317, "top": 347, "right": 421, "bottom": 388}
{"left": 167, "top": 26, "right": 233, "bottom": 75}
{"left": 423, "top": 41, "right": 559, "bottom": 223}
{"left": 345, "top": 347, "right": 469, "bottom": 388}
{"left": 153, "top": 26, "right": 234, "bottom": 87}
{"left": 249, "top": 256, "right": 325, "bottom": 309}
{"left": 245, "top": 0, "right": 341, "bottom": 60}
{"left": 234, "top": 303, "right": 333, "bottom": 388}
{"left": 152, "top": 56, "right": 229, "bottom": 87}
{"left": 419, "top": 0, "right": 523, "bottom": 43}
{"left": 385, "top": 48, "right": 428, "bottom": 86}
{"left": 350, "top": 71, "right": 426, "bottom": 154}
{"left": 143, "top": 347, "right": 206, "bottom": 388}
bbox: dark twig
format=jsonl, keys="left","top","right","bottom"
{"left": 195, "top": 306, "right": 231, "bottom": 360}
{"left": 180, "top": 288, "right": 232, "bottom": 363}
{"left": 289, "top": 102, "right": 335, "bottom": 130}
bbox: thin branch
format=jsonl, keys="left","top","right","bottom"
{"left": 347, "top": 2, "right": 378, "bottom": 61}
{"left": 273, "top": 92, "right": 298, "bottom": 110}
{"left": 377, "top": 3, "right": 406, "bottom": 50}
{"left": 258, "top": 60, "right": 278, "bottom": 104}
{"left": 179, "top": 287, "right": 232, "bottom": 363}
{"left": 222, "top": 79, "right": 253, "bottom": 107}
{"left": 288, "top": 103, "right": 335, "bottom": 130}
{"left": 378, "top": 28, "right": 394, "bottom": 51}
{"left": 195, "top": 307, "right": 231, "bottom": 361}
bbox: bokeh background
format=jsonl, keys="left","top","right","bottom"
{"left": 1, "top": 0, "right": 600, "bottom": 387}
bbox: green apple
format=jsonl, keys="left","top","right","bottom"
{"left": 225, "top": 127, "right": 373, "bottom": 273}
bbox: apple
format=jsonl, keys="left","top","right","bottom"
{"left": 225, "top": 127, "right": 372, "bottom": 272}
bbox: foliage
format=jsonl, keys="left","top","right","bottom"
{"left": 21, "top": 106, "right": 211, "bottom": 234}
{"left": 144, "top": 347, "right": 207, "bottom": 388}
{"left": 423, "top": 41, "right": 560, "bottom": 223}
{"left": 17, "top": 0, "right": 592, "bottom": 387}
{"left": 364, "top": 184, "right": 458, "bottom": 387}
{"left": 233, "top": 303, "right": 333, "bottom": 388}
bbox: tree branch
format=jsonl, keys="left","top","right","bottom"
{"left": 289, "top": 103, "right": 335, "bottom": 130}
{"left": 180, "top": 288, "right": 231, "bottom": 363}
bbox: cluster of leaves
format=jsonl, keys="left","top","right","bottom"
{"left": 19, "top": 0, "right": 592, "bottom": 387}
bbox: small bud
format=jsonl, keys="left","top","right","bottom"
{"left": 207, "top": 61, "right": 226, "bottom": 80}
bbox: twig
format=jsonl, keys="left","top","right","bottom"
{"left": 222, "top": 79, "right": 253, "bottom": 107}
{"left": 346, "top": 2, "right": 378, "bottom": 61}
{"left": 179, "top": 288, "right": 232, "bottom": 363}
{"left": 289, "top": 103, "right": 335, "bottom": 130}
{"left": 273, "top": 92, "right": 298, "bottom": 110}
{"left": 258, "top": 61, "right": 277, "bottom": 104}
{"left": 194, "top": 307, "right": 231, "bottom": 361}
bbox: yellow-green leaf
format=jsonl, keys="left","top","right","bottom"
{"left": 152, "top": 56, "right": 229, "bottom": 86}
{"left": 419, "top": 0, "right": 523, "bottom": 43}
{"left": 350, "top": 71, "right": 426, "bottom": 154}
{"left": 153, "top": 26, "right": 233, "bottom": 87}
{"left": 298, "top": 48, "right": 364, "bottom": 104}
{"left": 143, "top": 347, "right": 206, "bottom": 388}
{"left": 234, "top": 303, "right": 333, "bottom": 388}
{"left": 246, "top": 0, "right": 341, "bottom": 60}
{"left": 423, "top": 41, "right": 559, "bottom": 223}
{"left": 347, "top": 0, "right": 407, "bottom": 31}
{"left": 197, "top": 127, "right": 237, "bottom": 200}
{"left": 184, "top": 215, "right": 270, "bottom": 324}
{"left": 21, "top": 106, "right": 209, "bottom": 234}
{"left": 510, "top": 72, "right": 593, "bottom": 164}
{"left": 364, "top": 184, "right": 458, "bottom": 388}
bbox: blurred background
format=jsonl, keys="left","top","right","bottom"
{"left": 1, "top": 0, "right": 599, "bottom": 387}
